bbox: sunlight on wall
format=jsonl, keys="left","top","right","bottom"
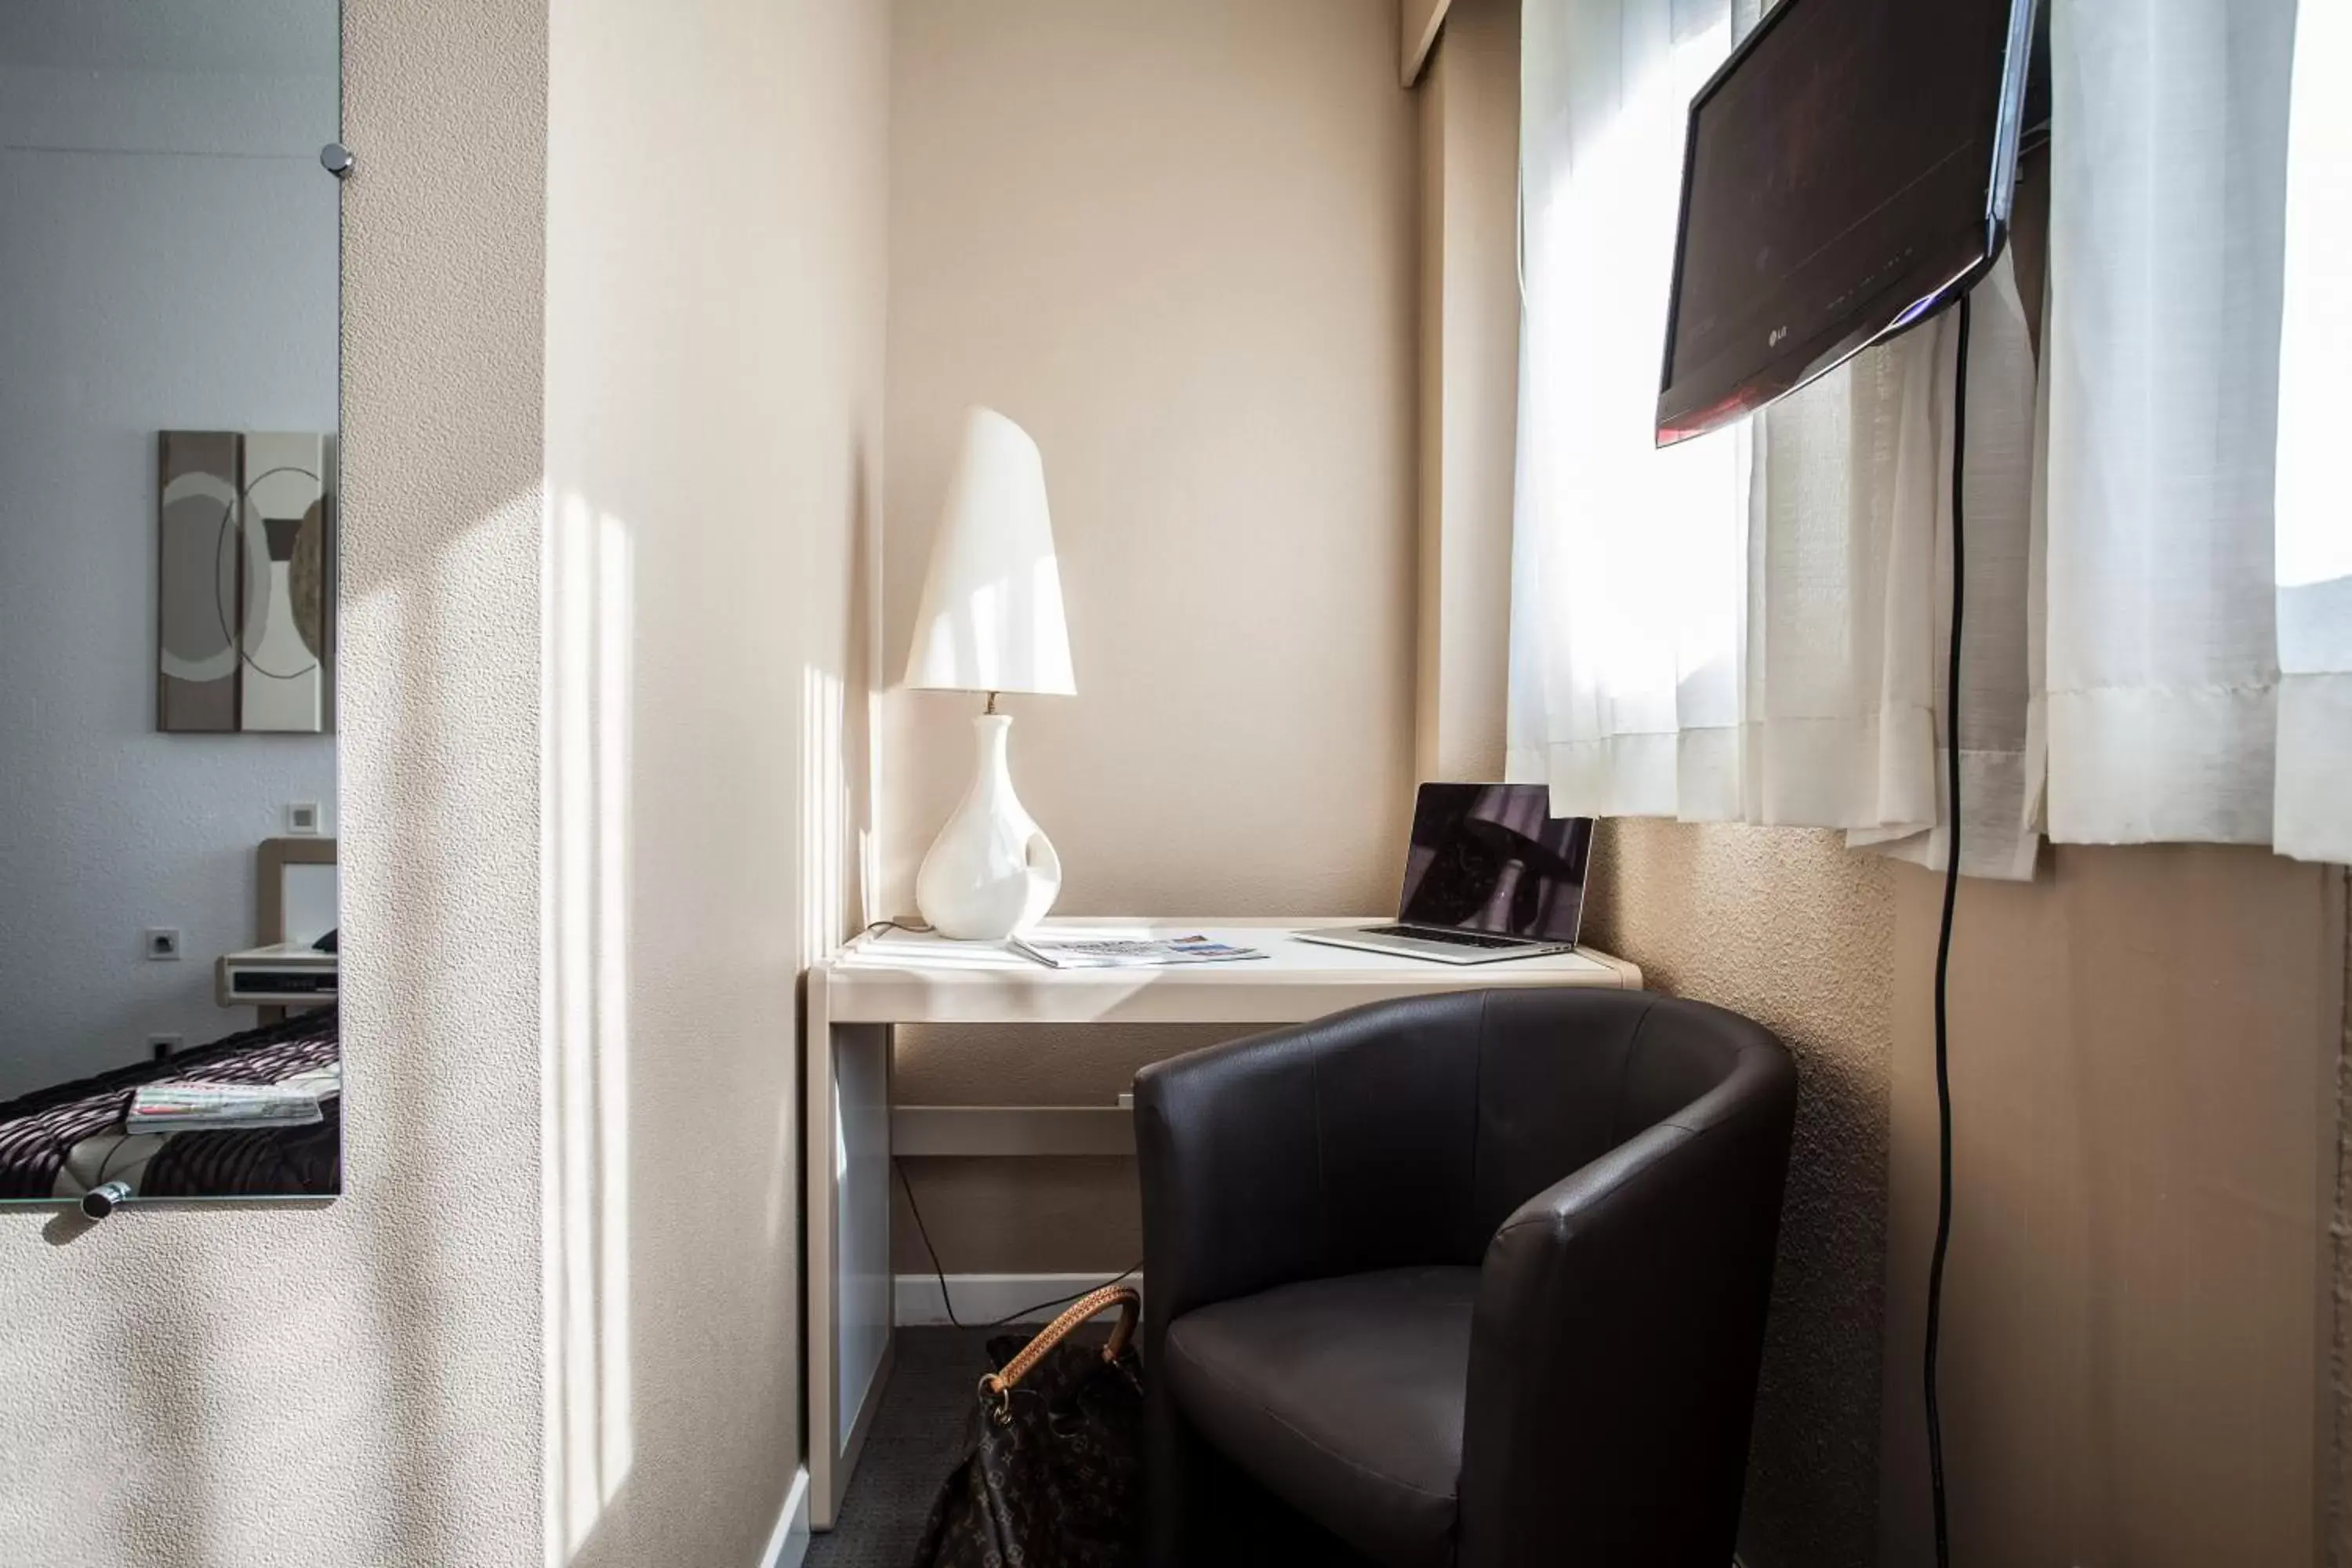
{"left": 543, "top": 492, "right": 635, "bottom": 1564}
{"left": 767, "top": 662, "right": 850, "bottom": 1253}
{"left": 859, "top": 492, "right": 885, "bottom": 932}
{"left": 859, "top": 794, "right": 880, "bottom": 931}
{"left": 800, "top": 663, "right": 849, "bottom": 969}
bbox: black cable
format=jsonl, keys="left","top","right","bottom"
{"left": 892, "top": 1156, "right": 1141, "bottom": 1330}
{"left": 986, "top": 1261, "right": 1143, "bottom": 1330}
{"left": 862, "top": 918, "right": 934, "bottom": 938}
{"left": 1924, "top": 290, "right": 1972, "bottom": 1568}
{"left": 893, "top": 1156, "right": 968, "bottom": 1327}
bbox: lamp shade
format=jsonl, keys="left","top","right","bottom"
{"left": 903, "top": 408, "right": 1077, "bottom": 695}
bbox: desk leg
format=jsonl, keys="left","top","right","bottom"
{"left": 808, "top": 999, "right": 894, "bottom": 1532}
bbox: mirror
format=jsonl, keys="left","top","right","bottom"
{"left": 0, "top": 2, "right": 343, "bottom": 1208}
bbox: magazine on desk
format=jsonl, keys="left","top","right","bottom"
{"left": 1007, "top": 935, "right": 1270, "bottom": 970}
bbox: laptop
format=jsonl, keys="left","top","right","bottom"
{"left": 1298, "top": 783, "right": 1596, "bottom": 965}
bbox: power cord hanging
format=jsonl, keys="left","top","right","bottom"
{"left": 894, "top": 1157, "right": 1140, "bottom": 1330}
{"left": 861, "top": 918, "right": 934, "bottom": 938}
{"left": 1924, "top": 289, "right": 1973, "bottom": 1568}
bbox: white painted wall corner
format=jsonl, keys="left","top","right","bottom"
{"left": 757, "top": 1467, "right": 811, "bottom": 1568}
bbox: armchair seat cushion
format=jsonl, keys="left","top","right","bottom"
{"left": 1162, "top": 1265, "right": 1479, "bottom": 1568}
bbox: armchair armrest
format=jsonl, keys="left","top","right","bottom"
{"left": 1457, "top": 1058, "right": 1796, "bottom": 1567}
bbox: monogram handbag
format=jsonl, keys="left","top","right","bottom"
{"left": 912, "top": 1285, "right": 1146, "bottom": 1568}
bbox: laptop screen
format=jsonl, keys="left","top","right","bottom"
{"left": 1396, "top": 784, "right": 1595, "bottom": 944}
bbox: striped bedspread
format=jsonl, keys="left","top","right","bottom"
{"left": 0, "top": 1011, "right": 341, "bottom": 1201}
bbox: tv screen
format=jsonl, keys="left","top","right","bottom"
{"left": 1656, "top": 0, "right": 2037, "bottom": 445}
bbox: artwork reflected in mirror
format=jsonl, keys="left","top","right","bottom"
{"left": 0, "top": 1, "right": 343, "bottom": 1208}
{"left": 158, "top": 430, "right": 337, "bottom": 735}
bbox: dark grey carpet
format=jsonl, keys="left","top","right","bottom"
{"left": 805, "top": 1327, "right": 1000, "bottom": 1568}
{"left": 803, "top": 1327, "right": 1739, "bottom": 1568}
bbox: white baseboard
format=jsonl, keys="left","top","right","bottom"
{"left": 895, "top": 1272, "right": 1144, "bottom": 1327}
{"left": 756, "top": 1466, "right": 811, "bottom": 1568}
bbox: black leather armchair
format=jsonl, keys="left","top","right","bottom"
{"left": 1133, "top": 987, "right": 1798, "bottom": 1568}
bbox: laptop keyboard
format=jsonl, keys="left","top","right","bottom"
{"left": 1359, "top": 925, "right": 1530, "bottom": 949}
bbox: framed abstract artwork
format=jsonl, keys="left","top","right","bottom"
{"left": 157, "top": 430, "right": 336, "bottom": 733}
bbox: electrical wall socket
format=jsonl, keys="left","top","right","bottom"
{"left": 143, "top": 927, "right": 183, "bottom": 960}
{"left": 285, "top": 801, "right": 323, "bottom": 835}
{"left": 148, "top": 1034, "right": 183, "bottom": 1061}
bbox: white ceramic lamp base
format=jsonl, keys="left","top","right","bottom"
{"left": 914, "top": 713, "right": 1062, "bottom": 941}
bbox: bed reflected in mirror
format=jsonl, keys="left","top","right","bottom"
{"left": 0, "top": 0, "right": 343, "bottom": 1208}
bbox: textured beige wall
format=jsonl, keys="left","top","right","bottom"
{"left": 0, "top": 1, "right": 888, "bottom": 1560}
{"left": 1878, "top": 847, "right": 2345, "bottom": 1568}
{"left": 1581, "top": 819, "right": 1897, "bottom": 1568}
{"left": 541, "top": 0, "right": 887, "bottom": 1562}
{"left": 0, "top": 2, "right": 551, "bottom": 1562}
{"left": 1592, "top": 820, "right": 2350, "bottom": 1568}
{"left": 883, "top": 0, "right": 1417, "bottom": 1273}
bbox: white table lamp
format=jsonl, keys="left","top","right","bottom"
{"left": 903, "top": 408, "right": 1076, "bottom": 939}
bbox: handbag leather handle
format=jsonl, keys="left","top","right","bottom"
{"left": 979, "top": 1284, "right": 1140, "bottom": 1406}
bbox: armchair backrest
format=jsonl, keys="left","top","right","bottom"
{"left": 1443, "top": 987, "right": 1788, "bottom": 1260}
{"left": 1134, "top": 987, "right": 1791, "bottom": 1306}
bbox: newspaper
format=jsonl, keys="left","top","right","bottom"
{"left": 125, "top": 1080, "right": 327, "bottom": 1133}
{"left": 1007, "top": 935, "right": 1269, "bottom": 970}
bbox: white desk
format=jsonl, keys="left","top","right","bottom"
{"left": 803, "top": 916, "right": 1642, "bottom": 1530}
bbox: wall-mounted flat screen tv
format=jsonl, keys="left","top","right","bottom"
{"left": 1656, "top": 0, "right": 2038, "bottom": 445}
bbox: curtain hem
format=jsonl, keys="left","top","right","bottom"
{"left": 2045, "top": 684, "right": 2278, "bottom": 845}
{"left": 2276, "top": 673, "right": 2352, "bottom": 865}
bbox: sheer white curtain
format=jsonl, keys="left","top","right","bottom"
{"left": 2271, "top": 0, "right": 2352, "bottom": 865}
{"left": 1747, "top": 263, "right": 2041, "bottom": 879}
{"left": 1512, "top": 0, "right": 2350, "bottom": 872}
{"left": 1508, "top": 0, "right": 2042, "bottom": 877}
{"left": 1507, "top": 0, "right": 1753, "bottom": 822}
{"left": 2042, "top": 0, "right": 2303, "bottom": 849}
{"left": 2039, "top": 0, "right": 2352, "bottom": 864}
